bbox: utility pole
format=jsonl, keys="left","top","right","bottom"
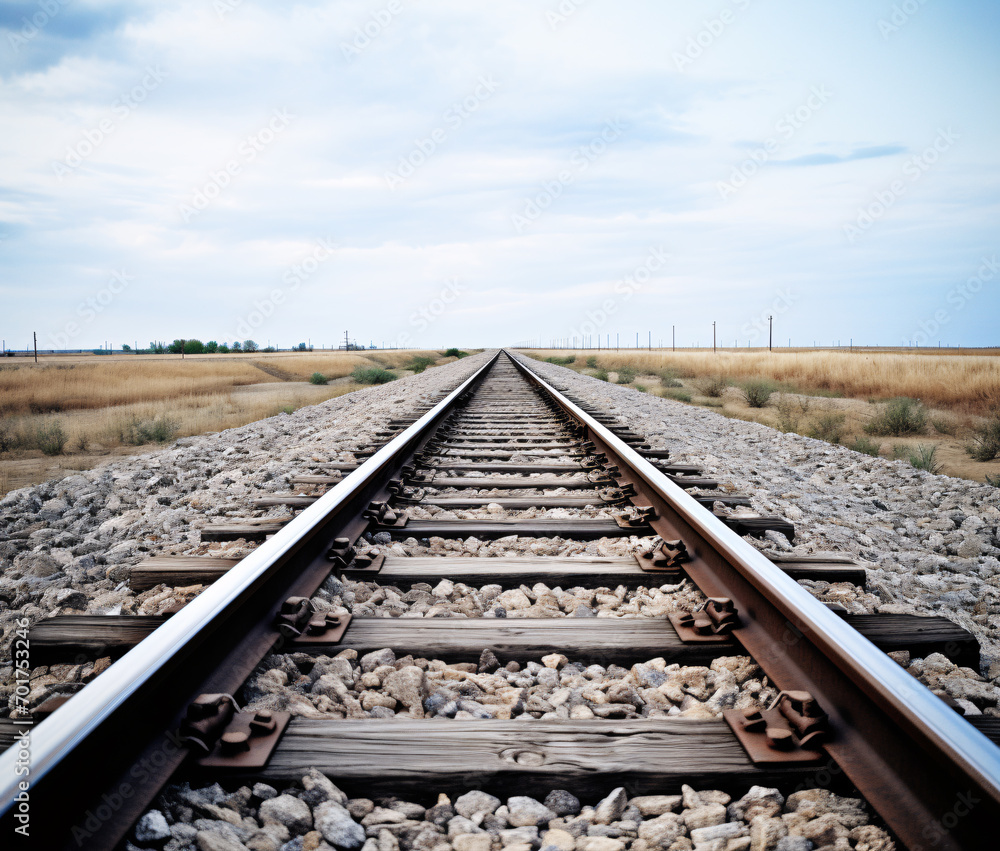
{"left": 648, "top": 331, "right": 651, "bottom": 351}
{"left": 712, "top": 322, "right": 716, "bottom": 354}
{"left": 33, "top": 331, "right": 37, "bottom": 363}
{"left": 768, "top": 315, "right": 772, "bottom": 352}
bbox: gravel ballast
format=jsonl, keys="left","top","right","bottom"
{"left": 241, "top": 647, "right": 769, "bottom": 721}
{"left": 138, "top": 772, "right": 896, "bottom": 851}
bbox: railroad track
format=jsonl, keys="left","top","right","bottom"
{"left": 2, "top": 349, "right": 999, "bottom": 850}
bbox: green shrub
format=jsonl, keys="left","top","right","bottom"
{"left": 616, "top": 366, "right": 637, "bottom": 384}
{"left": 808, "top": 412, "right": 846, "bottom": 444}
{"left": 698, "top": 376, "right": 730, "bottom": 397}
{"left": 848, "top": 436, "right": 881, "bottom": 457}
{"left": 775, "top": 397, "right": 799, "bottom": 433}
{"left": 864, "top": 397, "right": 927, "bottom": 436}
{"left": 931, "top": 417, "right": 956, "bottom": 436}
{"left": 634, "top": 384, "right": 648, "bottom": 393}
{"left": 701, "top": 398, "right": 723, "bottom": 407}
{"left": 28, "top": 420, "right": 68, "bottom": 455}
{"left": 545, "top": 355, "right": 576, "bottom": 365}
{"left": 985, "top": 473, "right": 1000, "bottom": 487}
{"left": 909, "top": 444, "right": 940, "bottom": 473}
{"left": 279, "top": 405, "right": 295, "bottom": 415}
{"left": 352, "top": 365, "right": 396, "bottom": 384}
{"left": 309, "top": 372, "right": 328, "bottom": 385}
{"left": 586, "top": 356, "right": 598, "bottom": 369}
{"left": 663, "top": 389, "right": 692, "bottom": 403}
{"left": 593, "top": 369, "right": 609, "bottom": 381}
{"left": 108, "top": 416, "right": 180, "bottom": 446}
{"left": 741, "top": 380, "right": 776, "bottom": 408}
{"left": 658, "top": 368, "right": 683, "bottom": 388}
{"left": 408, "top": 356, "right": 435, "bottom": 374}
{"left": 893, "top": 443, "right": 939, "bottom": 473}
{"left": 444, "top": 348, "right": 468, "bottom": 358}
{"left": 967, "top": 416, "right": 1000, "bottom": 462}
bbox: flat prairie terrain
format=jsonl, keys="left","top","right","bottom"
{"left": 523, "top": 348, "right": 1000, "bottom": 483}
{"left": 0, "top": 349, "right": 467, "bottom": 495}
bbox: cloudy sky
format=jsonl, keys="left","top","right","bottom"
{"left": 1, "top": 0, "right": 997, "bottom": 351}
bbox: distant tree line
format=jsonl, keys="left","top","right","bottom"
{"left": 120, "top": 340, "right": 313, "bottom": 355}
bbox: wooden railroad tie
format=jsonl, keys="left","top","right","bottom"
{"left": 27, "top": 612, "right": 979, "bottom": 668}
{"left": 128, "top": 553, "right": 868, "bottom": 592}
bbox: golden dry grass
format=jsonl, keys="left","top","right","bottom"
{"left": 526, "top": 349, "right": 1000, "bottom": 415}
{"left": 0, "top": 350, "right": 444, "bottom": 417}
{"left": 0, "top": 349, "right": 456, "bottom": 495}
{"left": 0, "top": 359, "right": 275, "bottom": 416}
{"left": 0, "top": 384, "right": 355, "bottom": 452}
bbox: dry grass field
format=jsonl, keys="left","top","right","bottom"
{"left": 0, "top": 349, "right": 467, "bottom": 495}
{"left": 522, "top": 348, "right": 1000, "bottom": 484}
{"left": 0, "top": 350, "right": 438, "bottom": 417}
{"left": 526, "top": 349, "right": 1000, "bottom": 415}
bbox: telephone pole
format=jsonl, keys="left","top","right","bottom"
{"left": 768, "top": 315, "right": 773, "bottom": 352}
{"left": 33, "top": 331, "right": 37, "bottom": 363}
{"left": 712, "top": 322, "right": 716, "bottom": 353}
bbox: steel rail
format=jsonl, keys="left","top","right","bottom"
{"left": 510, "top": 350, "right": 1000, "bottom": 851}
{"left": 0, "top": 350, "right": 501, "bottom": 846}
